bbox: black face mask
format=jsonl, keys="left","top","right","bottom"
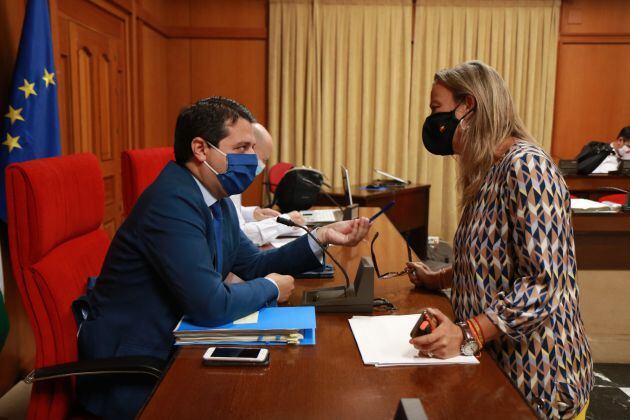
{"left": 422, "top": 103, "right": 473, "bottom": 156}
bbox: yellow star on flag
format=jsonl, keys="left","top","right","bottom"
{"left": 42, "top": 68, "right": 56, "bottom": 87}
{"left": 3, "top": 133, "right": 22, "bottom": 153}
{"left": 4, "top": 106, "right": 25, "bottom": 125}
{"left": 18, "top": 79, "right": 37, "bottom": 99}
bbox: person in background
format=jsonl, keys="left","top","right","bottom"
{"left": 230, "top": 122, "right": 305, "bottom": 246}
{"left": 592, "top": 126, "right": 630, "bottom": 173}
{"left": 406, "top": 61, "right": 592, "bottom": 419}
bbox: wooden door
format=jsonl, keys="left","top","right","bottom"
{"left": 56, "top": 0, "right": 131, "bottom": 236}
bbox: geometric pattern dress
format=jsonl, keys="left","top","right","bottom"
{"left": 452, "top": 141, "right": 593, "bottom": 418}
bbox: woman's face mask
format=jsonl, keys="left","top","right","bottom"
{"left": 203, "top": 142, "right": 258, "bottom": 196}
{"left": 421, "top": 102, "right": 474, "bottom": 156}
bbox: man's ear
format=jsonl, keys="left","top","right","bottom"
{"left": 190, "top": 137, "right": 207, "bottom": 163}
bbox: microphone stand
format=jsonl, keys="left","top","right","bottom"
{"left": 276, "top": 217, "right": 375, "bottom": 313}
{"left": 276, "top": 217, "right": 349, "bottom": 297}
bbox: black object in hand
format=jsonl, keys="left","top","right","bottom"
{"left": 410, "top": 309, "right": 438, "bottom": 338}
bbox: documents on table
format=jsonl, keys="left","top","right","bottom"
{"left": 173, "top": 306, "right": 316, "bottom": 346}
{"left": 348, "top": 314, "right": 479, "bottom": 366}
{"left": 269, "top": 228, "right": 306, "bottom": 248}
{"left": 570, "top": 198, "right": 621, "bottom": 213}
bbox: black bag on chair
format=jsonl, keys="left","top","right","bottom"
{"left": 271, "top": 167, "right": 324, "bottom": 213}
{"left": 576, "top": 141, "right": 615, "bottom": 175}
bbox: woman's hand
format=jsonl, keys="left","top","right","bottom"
{"left": 409, "top": 308, "right": 462, "bottom": 359}
{"left": 406, "top": 261, "right": 443, "bottom": 290}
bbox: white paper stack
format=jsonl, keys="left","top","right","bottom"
{"left": 348, "top": 314, "right": 479, "bottom": 367}
{"left": 570, "top": 198, "right": 621, "bottom": 213}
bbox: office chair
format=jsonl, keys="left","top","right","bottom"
{"left": 6, "top": 153, "right": 163, "bottom": 419}
{"left": 598, "top": 193, "right": 627, "bottom": 206}
{"left": 121, "top": 147, "right": 174, "bottom": 215}
{"left": 267, "top": 162, "right": 294, "bottom": 193}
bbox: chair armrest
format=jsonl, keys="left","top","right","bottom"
{"left": 24, "top": 356, "right": 166, "bottom": 383}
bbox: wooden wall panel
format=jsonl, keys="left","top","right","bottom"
{"left": 189, "top": 0, "right": 266, "bottom": 29}
{"left": 551, "top": 0, "right": 630, "bottom": 160}
{"left": 166, "top": 39, "right": 192, "bottom": 138}
{"left": 139, "top": 23, "right": 170, "bottom": 147}
{"left": 560, "top": 0, "right": 630, "bottom": 35}
{"left": 190, "top": 40, "right": 267, "bottom": 122}
{"left": 551, "top": 42, "right": 630, "bottom": 159}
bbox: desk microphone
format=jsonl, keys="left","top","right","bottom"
{"left": 276, "top": 216, "right": 351, "bottom": 297}
{"left": 297, "top": 175, "right": 345, "bottom": 212}
{"left": 298, "top": 175, "right": 359, "bottom": 220}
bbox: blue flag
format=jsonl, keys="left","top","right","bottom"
{"left": 0, "top": 0, "right": 61, "bottom": 222}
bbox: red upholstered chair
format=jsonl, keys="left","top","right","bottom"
{"left": 598, "top": 193, "right": 627, "bottom": 205}
{"left": 267, "top": 162, "right": 294, "bottom": 193}
{"left": 6, "top": 153, "right": 162, "bottom": 419}
{"left": 121, "top": 147, "right": 174, "bottom": 215}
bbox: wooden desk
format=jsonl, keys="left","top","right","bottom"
{"left": 317, "top": 183, "right": 430, "bottom": 259}
{"left": 572, "top": 212, "right": 630, "bottom": 270}
{"left": 565, "top": 174, "right": 630, "bottom": 200}
{"left": 139, "top": 208, "right": 534, "bottom": 420}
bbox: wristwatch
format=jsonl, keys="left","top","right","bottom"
{"left": 457, "top": 322, "right": 480, "bottom": 356}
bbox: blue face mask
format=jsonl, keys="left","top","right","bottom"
{"left": 255, "top": 159, "right": 266, "bottom": 176}
{"left": 203, "top": 142, "right": 258, "bottom": 196}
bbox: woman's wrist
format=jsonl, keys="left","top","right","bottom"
{"left": 436, "top": 267, "right": 453, "bottom": 289}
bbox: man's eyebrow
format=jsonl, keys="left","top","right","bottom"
{"left": 234, "top": 140, "right": 254, "bottom": 147}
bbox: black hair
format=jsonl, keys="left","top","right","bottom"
{"left": 173, "top": 96, "right": 256, "bottom": 164}
{"left": 618, "top": 126, "right": 630, "bottom": 142}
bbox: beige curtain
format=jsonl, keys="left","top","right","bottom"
{"left": 269, "top": 0, "right": 560, "bottom": 241}
{"left": 269, "top": 0, "right": 413, "bottom": 187}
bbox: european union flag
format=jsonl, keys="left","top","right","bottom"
{"left": 0, "top": 0, "right": 61, "bottom": 222}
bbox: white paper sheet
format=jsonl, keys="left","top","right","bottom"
{"left": 348, "top": 314, "right": 479, "bottom": 366}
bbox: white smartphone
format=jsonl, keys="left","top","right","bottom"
{"left": 202, "top": 347, "right": 269, "bottom": 365}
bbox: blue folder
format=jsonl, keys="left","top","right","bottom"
{"left": 173, "top": 306, "right": 316, "bottom": 346}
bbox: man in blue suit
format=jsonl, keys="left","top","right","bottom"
{"left": 76, "top": 97, "right": 370, "bottom": 418}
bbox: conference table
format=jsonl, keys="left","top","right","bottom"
{"left": 139, "top": 208, "right": 534, "bottom": 419}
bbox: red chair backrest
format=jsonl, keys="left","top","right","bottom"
{"left": 121, "top": 147, "right": 174, "bottom": 215}
{"left": 598, "top": 193, "right": 627, "bottom": 205}
{"left": 268, "top": 162, "right": 294, "bottom": 193}
{"left": 5, "top": 153, "right": 111, "bottom": 419}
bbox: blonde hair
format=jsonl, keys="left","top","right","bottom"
{"left": 434, "top": 61, "right": 533, "bottom": 207}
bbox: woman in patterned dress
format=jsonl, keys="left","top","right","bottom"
{"left": 406, "top": 61, "right": 593, "bottom": 419}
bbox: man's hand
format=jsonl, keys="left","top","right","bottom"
{"left": 409, "top": 308, "right": 462, "bottom": 359}
{"left": 266, "top": 273, "right": 295, "bottom": 303}
{"left": 315, "top": 217, "right": 370, "bottom": 247}
{"left": 287, "top": 211, "right": 305, "bottom": 226}
{"left": 253, "top": 207, "right": 281, "bottom": 221}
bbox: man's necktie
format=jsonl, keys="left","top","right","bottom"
{"left": 210, "top": 201, "right": 223, "bottom": 274}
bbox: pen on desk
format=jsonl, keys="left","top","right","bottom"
{"left": 369, "top": 200, "right": 395, "bottom": 223}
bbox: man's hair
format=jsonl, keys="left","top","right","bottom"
{"left": 618, "top": 126, "right": 630, "bottom": 142}
{"left": 174, "top": 96, "right": 256, "bottom": 164}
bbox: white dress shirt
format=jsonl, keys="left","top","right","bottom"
{"left": 229, "top": 194, "right": 303, "bottom": 246}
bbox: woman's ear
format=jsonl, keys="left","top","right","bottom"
{"left": 190, "top": 137, "right": 207, "bottom": 163}
{"left": 465, "top": 94, "right": 477, "bottom": 112}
